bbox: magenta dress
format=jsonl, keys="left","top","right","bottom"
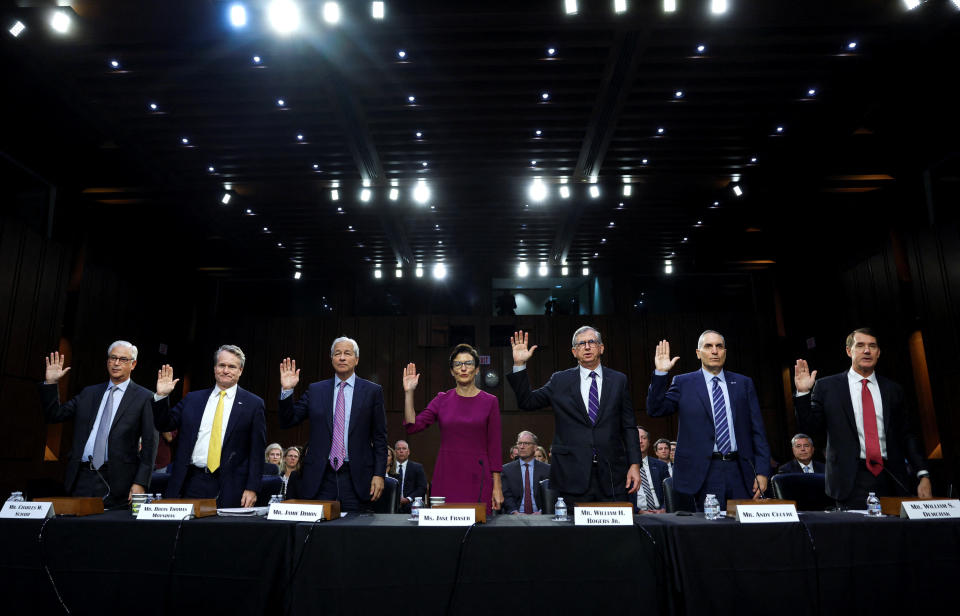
{"left": 405, "top": 389, "right": 502, "bottom": 513}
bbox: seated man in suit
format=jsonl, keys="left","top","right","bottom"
{"left": 395, "top": 440, "right": 427, "bottom": 513}
{"left": 39, "top": 342, "right": 157, "bottom": 508}
{"left": 278, "top": 337, "right": 387, "bottom": 512}
{"left": 154, "top": 345, "right": 266, "bottom": 508}
{"left": 636, "top": 427, "right": 669, "bottom": 512}
{"left": 502, "top": 430, "right": 551, "bottom": 514}
{"left": 778, "top": 433, "right": 825, "bottom": 475}
{"left": 509, "top": 327, "right": 642, "bottom": 504}
{"left": 648, "top": 331, "right": 771, "bottom": 511}
{"left": 794, "top": 328, "right": 931, "bottom": 508}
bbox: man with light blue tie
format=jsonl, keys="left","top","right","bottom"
{"left": 278, "top": 337, "right": 386, "bottom": 512}
{"left": 646, "top": 331, "right": 771, "bottom": 511}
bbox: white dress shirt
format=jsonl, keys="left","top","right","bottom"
{"left": 190, "top": 384, "right": 238, "bottom": 468}
{"left": 636, "top": 456, "right": 660, "bottom": 510}
{"left": 579, "top": 364, "right": 603, "bottom": 414}
{"left": 847, "top": 369, "right": 887, "bottom": 460}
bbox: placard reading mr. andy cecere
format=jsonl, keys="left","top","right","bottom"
{"left": 574, "top": 506, "right": 632, "bottom": 526}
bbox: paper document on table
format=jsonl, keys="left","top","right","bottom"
{"left": 217, "top": 507, "right": 269, "bottom": 517}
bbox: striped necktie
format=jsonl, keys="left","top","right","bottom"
{"left": 711, "top": 376, "right": 732, "bottom": 454}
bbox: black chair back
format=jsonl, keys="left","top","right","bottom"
{"left": 538, "top": 478, "right": 557, "bottom": 514}
{"left": 662, "top": 476, "right": 697, "bottom": 512}
{"left": 373, "top": 476, "right": 399, "bottom": 513}
{"left": 771, "top": 473, "right": 832, "bottom": 511}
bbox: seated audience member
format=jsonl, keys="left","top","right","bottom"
{"left": 507, "top": 445, "right": 519, "bottom": 462}
{"left": 635, "top": 426, "right": 668, "bottom": 513}
{"left": 534, "top": 446, "right": 549, "bottom": 464}
{"left": 395, "top": 440, "right": 428, "bottom": 513}
{"left": 654, "top": 438, "right": 671, "bottom": 462}
{"left": 386, "top": 446, "right": 399, "bottom": 479}
{"left": 502, "top": 431, "right": 550, "bottom": 514}
{"left": 778, "top": 433, "right": 825, "bottom": 474}
{"left": 155, "top": 430, "right": 177, "bottom": 473}
{"left": 264, "top": 442, "right": 283, "bottom": 475}
{"left": 280, "top": 446, "right": 301, "bottom": 497}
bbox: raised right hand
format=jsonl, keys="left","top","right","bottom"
{"left": 156, "top": 364, "right": 180, "bottom": 397}
{"left": 794, "top": 359, "right": 817, "bottom": 393}
{"left": 44, "top": 351, "right": 71, "bottom": 383}
{"left": 654, "top": 340, "right": 680, "bottom": 372}
{"left": 280, "top": 357, "right": 300, "bottom": 390}
{"left": 402, "top": 363, "right": 420, "bottom": 392}
{"left": 510, "top": 330, "right": 538, "bottom": 366}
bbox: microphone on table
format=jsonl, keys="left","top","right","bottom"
{"left": 87, "top": 455, "right": 111, "bottom": 503}
{"left": 745, "top": 456, "right": 766, "bottom": 500}
{"left": 883, "top": 465, "right": 911, "bottom": 496}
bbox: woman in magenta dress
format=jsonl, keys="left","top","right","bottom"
{"left": 403, "top": 344, "right": 503, "bottom": 513}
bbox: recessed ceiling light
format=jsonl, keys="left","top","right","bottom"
{"left": 336, "top": 206, "right": 343, "bottom": 213}
{"left": 208, "top": 166, "right": 216, "bottom": 173}
{"left": 608, "top": 221, "right": 615, "bottom": 227}
{"left": 711, "top": 201, "right": 720, "bottom": 208}
{"left": 696, "top": 43, "right": 706, "bottom": 53}
{"left": 374, "top": 268, "right": 382, "bottom": 279}
{"left": 181, "top": 137, "right": 189, "bottom": 145}
{"left": 540, "top": 92, "right": 550, "bottom": 101}
{"left": 623, "top": 184, "right": 632, "bottom": 197}
{"left": 294, "top": 271, "right": 302, "bottom": 280}
{"left": 267, "top": 0, "right": 301, "bottom": 34}
{"left": 277, "top": 98, "right": 285, "bottom": 106}
{"left": 421, "top": 161, "right": 428, "bottom": 168}
{"left": 415, "top": 131, "right": 422, "bottom": 138}
{"left": 674, "top": 90, "right": 684, "bottom": 98}
{"left": 49, "top": 11, "right": 71, "bottom": 35}
{"left": 530, "top": 160, "right": 537, "bottom": 166}
{"left": 263, "top": 226, "right": 269, "bottom": 232}
{"left": 331, "top": 189, "right": 339, "bottom": 201}
{"left": 433, "top": 263, "right": 447, "bottom": 279}
{"left": 372, "top": 2, "right": 385, "bottom": 19}
{"left": 614, "top": 0, "right": 627, "bottom": 13}
{"left": 360, "top": 188, "right": 371, "bottom": 202}
{"left": 252, "top": 55, "right": 262, "bottom": 64}
{"left": 732, "top": 185, "right": 743, "bottom": 197}
{"left": 710, "top": 0, "right": 728, "bottom": 15}
{"left": 642, "top": 158, "right": 649, "bottom": 165}
{"left": 9, "top": 21, "right": 26, "bottom": 38}
{"left": 807, "top": 88, "right": 817, "bottom": 97}
{"left": 389, "top": 188, "right": 399, "bottom": 201}
{"left": 750, "top": 157, "right": 757, "bottom": 163}
{"left": 589, "top": 186, "right": 600, "bottom": 199}
{"left": 539, "top": 263, "right": 549, "bottom": 276}
{"left": 547, "top": 47, "right": 557, "bottom": 56}
{"left": 245, "top": 209, "right": 254, "bottom": 215}
{"left": 229, "top": 3, "right": 248, "bottom": 28}
{"left": 601, "top": 238, "right": 607, "bottom": 243}
{"left": 517, "top": 263, "right": 529, "bottom": 277}
{"left": 221, "top": 192, "right": 231, "bottom": 204}
{"left": 529, "top": 178, "right": 548, "bottom": 202}
{"left": 582, "top": 267, "right": 590, "bottom": 276}
{"left": 149, "top": 102, "right": 158, "bottom": 111}
{"left": 657, "top": 127, "right": 665, "bottom": 135}
{"left": 559, "top": 186, "right": 571, "bottom": 199}
{"left": 407, "top": 95, "right": 416, "bottom": 103}
{"left": 297, "top": 133, "right": 304, "bottom": 141}
{"left": 397, "top": 49, "right": 407, "bottom": 59}
{"left": 110, "top": 59, "right": 120, "bottom": 69}
{"left": 775, "top": 126, "right": 784, "bottom": 133}
{"left": 322, "top": 2, "right": 341, "bottom": 25}
{"left": 313, "top": 163, "right": 320, "bottom": 170}
{"left": 413, "top": 180, "right": 431, "bottom": 204}
{"left": 664, "top": 0, "right": 677, "bottom": 13}
{"left": 564, "top": 0, "right": 578, "bottom": 15}
{"left": 847, "top": 41, "right": 858, "bottom": 50}
{"left": 535, "top": 129, "right": 543, "bottom": 137}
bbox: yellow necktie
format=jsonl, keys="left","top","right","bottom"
{"left": 207, "top": 390, "right": 226, "bottom": 472}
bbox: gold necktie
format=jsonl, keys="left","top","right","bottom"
{"left": 207, "top": 390, "right": 227, "bottom": 472}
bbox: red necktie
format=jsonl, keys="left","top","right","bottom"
{"left": 523, "top": 463, "right": 534, "bottom": 514}
{"left": 861, "top": 379, "right": 883, "bottom": 477}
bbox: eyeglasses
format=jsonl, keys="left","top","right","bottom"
{"left": 107, "top": 355, "right": 132, "bottom": 364}
{"left": 573, "top": 339, "right": 600, "bottom": 349}
{"left": 516, "top": 441, "right": 535, "bottom": 447}
{"left": 452, "top": 360, "right": 476, "bottom": 368}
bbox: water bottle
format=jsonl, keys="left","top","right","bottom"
{"left": 6, "top": 491, "right": 25, "bottom": 502}
{"left": 554, "top": 497, "right": 568, "bottom": 521}
{"left": 410, "top": 496, "right": 424, "bottom": 520}
{"left": 704, "top": 494, "right": 720, "bottom": 520}
{"left": 269, "top": 494, "right": 283, "bottom": 504}
{"left": 866, "top": 492, "right": 882, "bottom": 517}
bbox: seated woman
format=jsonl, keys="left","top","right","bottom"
{"left": 280, "top": 446, "right": 302, "bottom": 498}
{"left": 386, "top": 445, "right": 399, "bottom": 480}
{"left": 535, "top": 446, "right": 549, "bottom": 464}
{"left": 263, "top": 442, "right": 283, "bottom": 476}
{"left": 403, "top": 344, "right": 503, "bottom": 513}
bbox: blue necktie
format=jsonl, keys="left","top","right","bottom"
{"left": 711, "top": 376, "right": 731, "bottom": 454}
{"left": 587, "top": 372, "right": 599, "bottom": 424}
{"left": 92, "top": 385, "right": 116, "bottom": 469}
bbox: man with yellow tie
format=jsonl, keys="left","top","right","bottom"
{"left": 153, "top": 345, "right": 266, "bottom": 508}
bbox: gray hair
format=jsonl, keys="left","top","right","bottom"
{"left": 330, "top": 336, "right": 360, "bottom": 358}
{"left": 696, "top": 330, "right": 725, "bottom": 349}
{"left": 395, "top": 440, "right": 409, "bottom": 449}
{"left": 571, "top": 326, "right": 602, "bottom": 348}
{"left": 108, "top": 340, "right": 138, "bottom": 361}
{"left": 516, "top": 430, "right": 539, "bottom": 445}
{"left": 791, "top": 433, "right": 814, "bottom": 447}
{"left": 215, "top": 344, "right": 246, "bottom": 369}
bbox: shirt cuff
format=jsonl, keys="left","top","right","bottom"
{"left": 917, "top": 470, "right": 930, "bottom": 479}
{"left": 153, "top": 393, "right": 167, "bottom": 402}
{"left": 280, "top": 389, "right": 293, "bottom": 400}
{"left": 795, "top": 391, "right": 810, "bottom": 397}
{"left": 512, "top": 366, "right": 526, "bottom": 373}
{"left": 654, "top": 370, "right": 667, "bottom": 376}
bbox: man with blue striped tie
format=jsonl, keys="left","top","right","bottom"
{"left": 646, "top": 330, "right": 771, "bottom": 512}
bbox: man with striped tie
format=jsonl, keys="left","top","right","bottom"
{"left": 647, "top": 330, "right": 771, "bottom": 512}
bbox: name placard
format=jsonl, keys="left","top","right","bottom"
{"left": 137, "top": 503, "right": 194, "bottom": 520}
{"left": 267, "top": 503, "right": 325, "bottom": 522}
{"left": 574, "top": 506, "right": 633, "bottom": 526}
{"left": 900, "top": 499, "right": 960, "bottom": 520}
{"left": 418, "top": 508, "right": 476, "bottom": 526}
{"left": 0, "top": 501, "right": 54, "bottom": 519}
{"left": 736, "top": 503, "right": 799, "bottom": 523}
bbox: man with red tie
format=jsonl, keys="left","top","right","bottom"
{"left": 794, "top": 328, "right": 931, "bottom": 508}
{"left": 501, "top": 430, "right": 550, "bottom": 514}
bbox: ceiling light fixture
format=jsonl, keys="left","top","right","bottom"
{"left": 710, "top": 0, "right": 728, "bottom": 15}
{"left": 517, "top": 263, "right": 529, "bottom": 277}
{"left": 331, "top": 189, "right": 340, "bottom": 201}
{"left": 415, "top": 264, "right": 424, "bottom": 278}
{"left": 529, "top": 178, "right": 548, "bottom": 202}
{"left": 221, "top": 193, "right": 232, "bottom": 205}
{"left": 149, "top": 102, "right": 158, "bottom": 111}
{"left": 559, "top": 186, "right": 571, "bottom": 199}
{"left": 696, "top": 43, "right": 706, "bottom": 53}
{"left": 252, "top": 55, "right": 262, "bottom": 64}
{"left": 582, "top": 267, "right": 590, "bottom": 276}
{"left": 397, "top": 50, "right": 407, "bottom": 59}
{"left": 732, "top": 184, "right": 743, "bottom": 197}
{"left": 360, "top": 188, "right": 371, "bottom": 202}
{"left": 540, "top": 92, "right": 550, "bottom": 101}
{"left": 49, "top": 11, "right": 71, "bottom": 35}
{"left": 322, "top": 2, "right": 341, "bottom": 24}
{"left": 372, "top": 1, "right": 385, "bottom": 19}
{"left": 389, "top": 188, "right": 399, "bottom": 201}
{"left": 539, "top": 263, "right": 549, "bottom": 276}
{"left": 267, "top": 0, "right": 301, "bottom": 35}
{"left": 623, "top": 184, "right": 632, "bottom": 197}
{"left": 110, "top": 59, "right": 120, "bottom": 69}
{"left": 9, "top": 21, "right": 26, "bottom": 37}
{"left": 413, "top": 180, "right": 431, "bottom": 204}
{"left": 565, "top": 0, "right": 578, "bottom": 15}
{"left": 614, "top": 0, "right": 627, "bottom": 13}
{"left": 229, "top": 3, "right": 248, "bottom": 28}
{"left": 293, "top": 271, "right": 302, "bottom": 280}
{"left": 664, "top": 0, "right": 677, "bottom": 13}
{"left": 589, "top": 185, "right": 600, "bottom": 199}
{"left": 432, "top": 263, "right": 447, "bottom": 279}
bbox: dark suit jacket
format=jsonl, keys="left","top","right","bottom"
{"left": 40, "top": 380, "right": 157, "bottom": 507}
{"left": 508, "top": 366, "right": 641, "bottom": 496}
{"left": 153, "top": 387, "right": 266, "bottom": 508}
{"left": 636, "top": 456, "right": 669, "bottom": 510}
{"left": 794, "top": 372, "right": 926, "bottom": 500}
{"left": 397, "top": 460, "right": 427, "bottom": 509}
{"left": 278, "top": 376, "right": 387, "bottom": 500}
{"left": 647, "top": 370, "right": 771, "bottom": 495}
{"left": 777, "top": 459, "right": 825, "bottom": 475}
{"left": 501, "top": 458, "right": 551, "bottom": 513}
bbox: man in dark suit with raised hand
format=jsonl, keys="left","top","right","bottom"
{"left": 777, "top": 433, "right": 825, "bottom": 475}
{"left": 39, "top": 341, "right": 157, "bottom": 508}
{"left": 508, "top": 327, "right": 642, "bottom": 503}
{"left": 395, "top": 440, "right": 426, "bottom": 513}
{"left": 154, "top": 345, "right": 265, "bottom": 508}
{"left": 279, "top": 336, "right": 387, "bottom": 512}
{"left": 794, "top": 328, "right": 930, "bottom": 508}
{"left": 502, "top": 430, "right": 551, "bottom": 514}
{"left": 647, "top": 331, "right": 771, "bottom": 511}
{"left": 636, "top": 426, "right": 669, "bottom": 512}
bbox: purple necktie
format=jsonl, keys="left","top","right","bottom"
{"left": 330, "top": 381, "right": 346, "bottom": 470}
{"left": 587, "top": 371, "right": 599, "bottom": 424}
